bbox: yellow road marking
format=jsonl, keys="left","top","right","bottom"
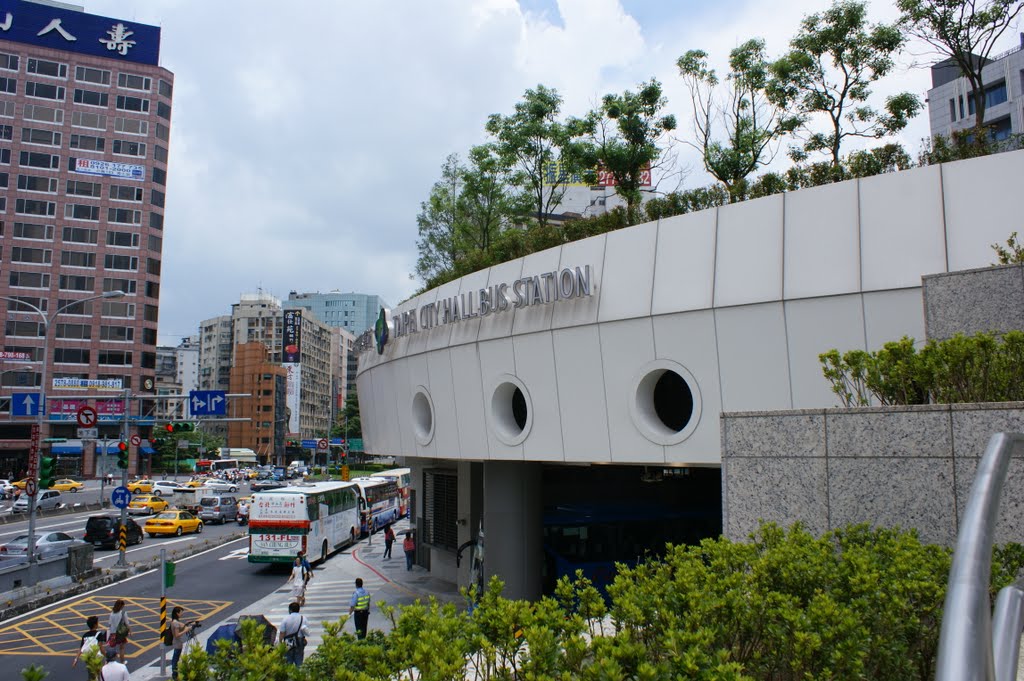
{"left": 0, "top": 595, "right": 233, "bottom": 657}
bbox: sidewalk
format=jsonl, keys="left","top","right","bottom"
{"left": 133, "top": 519, "right": 461, "bottom": 680}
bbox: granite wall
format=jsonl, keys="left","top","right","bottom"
{"left": 923, "top": 263, "right": 1024, "bottom": 340}
{"left": 721, "top": 402, "right": 1024, "bottom": 546}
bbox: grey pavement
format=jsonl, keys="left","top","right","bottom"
{"left": 132, "top": 519, "right": 461, "bottom": 680}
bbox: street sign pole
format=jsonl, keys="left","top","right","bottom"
{"left": 159, "top": 547, "right": 167, "bottom": 677}
{"left": 117, "top": 388, "right": 130, "bottom": 568}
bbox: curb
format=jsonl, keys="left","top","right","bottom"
{"left": 0, "top": 531, "right": 245, "bottom": 621}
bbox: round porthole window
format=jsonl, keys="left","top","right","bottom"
{"left": 490, "top": 375, "right": 532, "bottom": 446}
{"left": 411, "top": 387, "right": 434, "bottom": 446}
{"left": 630, "top": 360, "right": 701, "bottom": 445}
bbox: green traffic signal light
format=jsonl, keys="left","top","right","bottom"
{"left": 117, "top": 441, "right": 129, "bottom": 469}
{"left": 164, "top": 560, "right": 176, "bottom": 588}
{"left": 39, "top": 456, "right": 56, "bottom": 489}
{"left": 168, "top": 422, "right": 195, "bottom": 433}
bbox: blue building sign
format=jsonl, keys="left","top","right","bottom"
{"left": 0, "top": 1, "right": 160, "bottom": 65}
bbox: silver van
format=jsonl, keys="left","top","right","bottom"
{"left": 198, "top": 495, "right": 237, "bottom": 524}
{"left": 12, "top": 489, "right": 63, "bottom": 512}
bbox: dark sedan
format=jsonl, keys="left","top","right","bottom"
{"left": 251, "top": 479, "right": 288, "bottom": 492}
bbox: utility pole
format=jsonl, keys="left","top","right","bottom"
{"left": 116, "top": 388, "right": 130, "bottom": 568}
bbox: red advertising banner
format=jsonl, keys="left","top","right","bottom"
{"left": 49, "top": 399, "right": 125, "bottom": 419}
{"left": 0, "top": 350, "right": 32, "bottom": 361}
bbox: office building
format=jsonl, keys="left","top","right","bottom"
{"left": 0, "top": 1, "right": 172, "bottom": 477}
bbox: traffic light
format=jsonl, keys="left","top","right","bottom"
{"left": 165, "top": 422, "right": 195, "bottom": 433}
{"left": 39, "top": 456, "right": 56, "bottom": 489}
{"left": 117, "top": 441, "right": 129, "bottom": 469}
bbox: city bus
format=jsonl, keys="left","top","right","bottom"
{"left": 351, "top": 477, "right": 401, "bottom": 536}
{"left": 195, "top": 459, "right": 240, "bottom": 475}
{"left": 247, "top": 481, "right": 360, "bottom": 565}
{"left": 376, "top": 467, "right": 411, "bottom": 517}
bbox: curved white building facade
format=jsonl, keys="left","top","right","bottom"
{"left": 358, "top": 150, "right": 1024, "bottom": 599}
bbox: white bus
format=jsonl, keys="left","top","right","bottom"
{"left": 376, "top": 468, "right": 411, "bottom": 517}
{"left": 351, "top": 477, "right": 401, "bottom": 536}
{"left": 248, "top": 481, "right": 360, "bottom": 565}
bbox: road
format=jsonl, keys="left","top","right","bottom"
{"left": 0, "top": 519, "right": 435, "bottom": 681}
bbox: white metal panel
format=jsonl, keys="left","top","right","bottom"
{"left": 389, "top": 358, "right": 418, "bottom": 459}
{"left": 860, "top": 164, "right": 947, "bottom": 291}
{"left": 552, "top": 234, "right": 606, "bottom": 329}
{"left": 943, "top": 150, "right": 1024, "bottom": 270}
{"left": 653, "top": 310, "right": 722, "bottom": 465}
{"left": 597, "top": 220, "right": 658, "bottom": 322}
{"left": 426, "top": 348, "right": 461, "bottom": 459}
{"left": 355, "top": 371, "right": 377, "bottom": 453}
{"left": 513, "top": 331, "right": 565, "bottom": 462}
{"left": 512, "top": 247, "right": 562, "bottom": 336}
{"left": 386, "top": 299, "right": 417, "bottom": 360}
{"left": 715, "top": 302, "right": 792, "bottom": 412}
{"left": 375, "top": 359, "right": 403, "bottom": 455}
{"left": 785, "top": 295, "right": 867, "bottom": 409}
{"left": 651, "top": 210, "right": 717, "bottom": 315}
{"left": 425, "top": 279, "right": 462, "bottom": 352}
{"left": 598, "top": 318, "right": 664, "bottom": 463}
{"left": 405, "top": 289, "right": 439, "bottom": 358}
{"left": 862, "top": 288, "right": 926, "bottom": 350}
{"left": 478, "top": 258, "right": 525, "bottom": 343}
{"left": 714, "top": 194, "right": 784, "bottom": 307}
{"left": 449, "top": 343, "right": 489, "bottom": 459}
{"left": 552, "top": 325, "right": 611, "bottom": 462}
{"left": 478, "top": 337, "right": 522, "bottom": 460}
{"left": 448, "top": 268, "right": 490, "bottom": 348}
{"left": 784, "top": 181, "right": 861, "bottom": 299}
{"left": 404, "top": 353, "right": 436, "bottom": 459}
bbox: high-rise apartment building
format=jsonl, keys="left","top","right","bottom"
{"left": 0, "top": 1, "right": 172, "bottom": 478}
{"left": 227, "top": 342, "right": 286, "bottom": 464}
{"left": 284, "top": 291, "right": 371, "bottom": 399}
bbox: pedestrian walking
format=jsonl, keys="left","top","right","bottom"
{"left": 383, "top": 525, "right": 395, "bottom": 559}
{"left": 100, "top": 648, "right": 130, "bottom": 681}
{"left": 72, "top": 615, "right": 106, "bottom": 680}
{"left": 297, "top": 550, "right": 313, "bottom": 583}
{"left": 403, "top": 531, "right": 416, "bottom": 571}
{"left": 168, "top": 606, "right": 199, "bottom": 681}
{"left": 286, "top": 555, "right": 306, "bottom": 606}
{"left": 278, "top": 602, "right": 309, "bottom": 666}
{"left": 348, "top": 577, "right": 371, "bottom": 639}
{"left": 106, "top": 599, "right": 130, "bottom": 663}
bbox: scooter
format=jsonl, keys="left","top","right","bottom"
{"left": 237, "top": 511, "right": 248, "bottom": 526}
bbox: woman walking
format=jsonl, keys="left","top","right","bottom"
{"left": 403, "top": 531, "right": 416, "bottom": 571}
{"left": 286, "top": 554, "right": 307, "bottom": 606}
{"left": 383, "top": 525, "right": 395, "bottom": 559}
{"left": 106, "top": 599, "right": 130, "bottom": 663}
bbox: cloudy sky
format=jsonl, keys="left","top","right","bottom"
{"left": 78, "top": 0, "right": 1019, "bottom": 345}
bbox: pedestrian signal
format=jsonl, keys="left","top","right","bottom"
{"left": 117, "top": 441, "right": 129, "bottom": 469}
{"left": 39, "top": 456, "right": 56, "bottom": 489}
{"left": 164, "top": 560, "right": 176, "bottom": 588}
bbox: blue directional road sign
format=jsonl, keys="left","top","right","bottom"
{"left": 189, "top": 390, "right": 227, "bottom": 416}
{"left": 111, "top": 486, "right": 132, "bottom": 509}
{"left": 10, "top": 392, "right": 41, "bottom": 417}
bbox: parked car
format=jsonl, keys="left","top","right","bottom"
{"left": 127, "top": 479, "right": 154, "bottom": 494}
{"left": 11, "top": 478, "right": 31, "bottom": 490}
{"left": 127, "top": 495, "right": 169, "bottom": 515}
{"left": 251, "top": 479, "right": 287, "bottom": 492}
{"left": 201, "top": 479, "right": 238, "bottom": 493}
{"left": 197, "top": 495, "right": 238, "bottom": 524}
{"left": 84, "top": 515, "right": 144, "bottom": 548}
{"left": 12, "top": 489, "right": 62, "bottom": 512}
{"left": 145, "top": 510, "right": 203, "bottom": 537}
{"left": 49, "top": 478, "right": 84, "bottom": 493}
{"left": 151, "top": 480, "right": 186, "bottom": 497}
{"left": 1, "top": 532, "right": 85, "bottom": 558}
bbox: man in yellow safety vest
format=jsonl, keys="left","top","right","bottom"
{"left": 348, "top": 577, "right": 371, "bottom": 639}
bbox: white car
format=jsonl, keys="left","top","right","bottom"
{"left": 201, "top": 479, "right": 237, "bottom": 493}
{"left": 151, "top": 480, "right": 186, "bottom": 496}
{"left": 1, "top": 531, "right": 85, "bottom": 558}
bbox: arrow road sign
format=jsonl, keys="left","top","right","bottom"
{"left": 190, "top": 390, "right": 226, "bottom": 416}
{"left": 76, "top": 405, "right": 98, "bottom": 427}
{"left": 111, "top": 486, "right": 131, "bottom": 509}
{"left": 11, "top": 392, "right": 40, "bottom": 417}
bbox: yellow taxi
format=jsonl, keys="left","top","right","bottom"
{"left": 128, "top": 479, "right": 154, "bottom": 494}
{"left": 11, "top": 478, "right": 31, "bottom": 490}
{"left": 127, "top": 495, "right": 169, "bottom": 516}
{"left": 180, "top": 479, "right": 204, "bottom": 488}
{"left": 49, "top": 479, "right": 84, "bottom": 493}
{"left": 145, "top": 510, "right": 203, "bottom": 537}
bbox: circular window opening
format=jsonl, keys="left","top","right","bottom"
{"left": 491, "top": 377, "right": 532, "bottom": 445}
{"left": 411, "top": 388, "right": 434, "bottom": 446}
{"left": 631, "top": 361, "right": 702, "bottom": 446}
{"left": 653, "top": 370, "right": 693, "bottom": 432}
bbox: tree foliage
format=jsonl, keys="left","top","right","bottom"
{"left": 678, "top": 39, "right": 800, "bottom": 202}
{"left": 897, "top": 0, "right": 1024, "bottom": 131}
{"left": 768, "top": 0, "right": 922, "bottom": 168}
{"left": 415, "top": 153, "right": 465, "bottom": 286}
{"left": 332, "top": 391, "right": 361, "bottom": 439}
{"left": 577, "top": 79, "right": 677, "bottom": 224}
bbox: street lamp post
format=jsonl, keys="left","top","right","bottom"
{"left": 0, "top": 290, "right": 125, "bottom": 584}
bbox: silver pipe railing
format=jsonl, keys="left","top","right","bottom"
{"left": 936, "top": 432, "right": 1024, "bottom": 681}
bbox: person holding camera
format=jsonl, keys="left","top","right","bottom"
{"left": 169, "top": 606, "right": 200, "bottom": 681}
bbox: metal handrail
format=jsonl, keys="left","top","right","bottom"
{"left": 936, "top": 432, "right": 1024, "bottom": 681}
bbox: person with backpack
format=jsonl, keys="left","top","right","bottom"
{"left": 106, "top": 599, "right": 130, "bottom": 663}
{"left": 72, "top": 615, "right": 106, "bottom": 680}
{"left": 278, "top": 602, "right": 309, "bottom": 666}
